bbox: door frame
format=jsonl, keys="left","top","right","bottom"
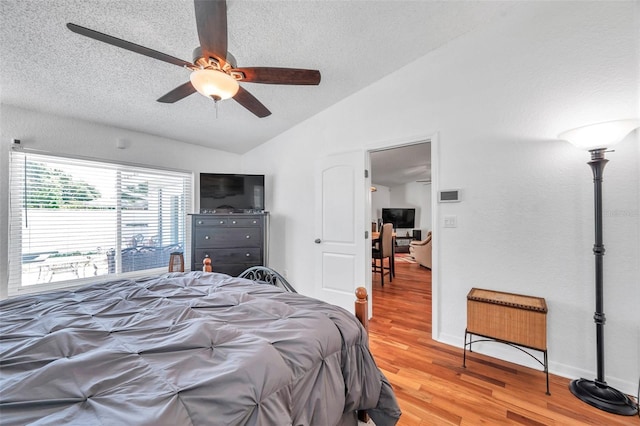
{"left": 365, "top": 133, "right": 440, "bottom": 338}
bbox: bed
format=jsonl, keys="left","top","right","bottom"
{"left": 0, "top": 270, "right": 401, "bottom": 425}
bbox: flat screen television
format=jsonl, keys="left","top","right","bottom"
{"left": 382, "top": 208, "right": 416, "bottom": 229}
{"left": 200, "top": 173, "right": 265, "bottom": 213}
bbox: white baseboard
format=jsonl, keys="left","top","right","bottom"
{"left": 437, "top": 332, "right": 637, "bottom": 397}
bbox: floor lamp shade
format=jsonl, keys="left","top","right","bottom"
{"left": 560, "top": 119, "right": 639, "bottom": 416}
{"left": 558, "top": 119, "right": 639, "bottom": 150}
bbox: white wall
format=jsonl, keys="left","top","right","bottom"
{"left": 242, "top": 1, "right": 639, "bottom": 394}
{"left": 0, "top": 105, "right": 242, "bottom": 298}
{"left": 370, "top": 185, "right": 390, "bottom": 226}
{"left": 419, "top": 183, "right": 431, "bottom": 235}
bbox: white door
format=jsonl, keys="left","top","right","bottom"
{"left": 314, "top": 151, "right": 368, "bottom": 313}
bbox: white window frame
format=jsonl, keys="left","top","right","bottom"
{"left": 8, "top": 148, "right": 193, "bottom": 297}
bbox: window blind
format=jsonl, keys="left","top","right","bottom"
{"left": 8, "top": 150, "right": 192, "bottom": 296}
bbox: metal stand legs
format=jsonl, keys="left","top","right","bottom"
{"left": 463, "top": 329, "right": 550, "bottom": 396}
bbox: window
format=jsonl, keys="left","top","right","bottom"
{"left": 8, "top": 150, "right": 192, "bottom": 296}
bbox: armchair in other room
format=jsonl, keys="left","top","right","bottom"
{"left": 409, "top": 231, "right": 432, "bottom": 269}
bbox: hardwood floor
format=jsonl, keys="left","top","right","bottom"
{"left": 368, "top": 260, "right": 639, "bottom": 425}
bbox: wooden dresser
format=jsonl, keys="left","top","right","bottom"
{"left": 190, "top": 213, "right": 268, "bottom": 276}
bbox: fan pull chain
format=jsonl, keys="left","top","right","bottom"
{"left": 208, "top": 94, "right": 221, "bottom": 119}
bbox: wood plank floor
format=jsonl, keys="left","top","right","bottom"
{"left": 368, "top": 260, "right": 639, "bottom": 425}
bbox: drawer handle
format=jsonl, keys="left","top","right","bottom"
{"left": 245, "top": 235, "right": 250, "bottom": 239}
{"left": 245, "top": 253, "right": 250, "bottom": 257}
{"left": 232, "top": 220, "right": 237, "bottom": 224}
{"left": 204, "top": 235, "right": 210, "bottom": 240}
{"left": 220, "top": 221, "right": 225, "bottom": 224}
{"left": 252, "top": 220, "right": 257, "bottom": 224}
{"left": 198, "top": 220, "right": 203, "bottom": 225}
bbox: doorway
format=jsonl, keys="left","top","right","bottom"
{"left": 368, "top": 141, "right": 433, "bottom": 327}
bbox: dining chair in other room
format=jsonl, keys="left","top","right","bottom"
{"left": 372, "top": 222, "right": 394, "bottom": 286}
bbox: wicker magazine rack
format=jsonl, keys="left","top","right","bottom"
{"left": 463, "top": 288, "right": 549, "bottom": 395}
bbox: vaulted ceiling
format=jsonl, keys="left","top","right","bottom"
{"left": 0, "top": 1, "right": 512, "bottom": 154}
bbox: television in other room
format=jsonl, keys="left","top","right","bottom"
{"left": 200, "top": 173, "right": 265, "bottom": 213}
{"left": 382, "top": 208, "right": 416, "bottom": 229}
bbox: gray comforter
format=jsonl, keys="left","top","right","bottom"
{"left": 0, "top": 272, "right": 401, "bottom": 425}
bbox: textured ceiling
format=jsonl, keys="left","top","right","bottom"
{"left": 0, "top": 0, "right": 511, "bottom": 154}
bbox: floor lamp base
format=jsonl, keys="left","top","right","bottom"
{"left": 570, "top": 378, "right": 638, "bottom": 416}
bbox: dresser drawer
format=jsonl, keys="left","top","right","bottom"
{"left": 194, "top": 217, "right": 230, "bottom": 227}
{"left": 194, "top": 217, "right": 261, "bottom": 227}
{"left": 195, "top": 227, "right": 262, "bottom": 248}
{"left": 195, "top": 248, "right": 261, "bottom": 266}
{"left": 227, "top": 217, "right": 261, "bottom": 227}
{"left": 218, "top": 263, "right": 256, "bottom": 277}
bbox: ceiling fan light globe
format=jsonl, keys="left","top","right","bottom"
{"left": 190, "top": 69, "right": 239, "bottom": 100}
{"left": 559, "top": 119, "right": 639, "bottom": 151}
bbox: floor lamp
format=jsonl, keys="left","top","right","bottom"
{"left": 559, "top": 119, "right": 639, "bottom": 416}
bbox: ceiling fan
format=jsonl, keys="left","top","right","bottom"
{"left": 66, "top": 0, "right": 321, "bottom": 118}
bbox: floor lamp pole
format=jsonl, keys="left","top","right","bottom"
{"left": 568, "top": 148, "right": 637, "bottom": 416}
{"left": 589, "top": 149, "right": 606, "bottom": 385}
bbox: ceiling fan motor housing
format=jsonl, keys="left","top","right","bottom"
{"left": 192, "top": 46, "right": 236, "bottom": 70}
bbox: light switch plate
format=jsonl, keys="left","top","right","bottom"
{"left": 444, "top": 215, "right": 458, "bottom": 228}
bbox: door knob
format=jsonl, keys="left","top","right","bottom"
{"left": 314, "top": 239, "right": 321, "bottom": 244}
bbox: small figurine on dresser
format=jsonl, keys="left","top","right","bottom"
{"left": 203, "top": 255, "right": 212, "bottom": 272}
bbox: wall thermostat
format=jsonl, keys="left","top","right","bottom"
{"left": 438, "top": 189, "right": 461, "bottom": 203}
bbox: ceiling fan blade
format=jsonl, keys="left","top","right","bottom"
{"left": 66, "top": 23, "right": 194, "bottom": 68}
{"left": 234, "top": 67, "right": 321, "bottom": 85}
{"left": 194, "top": 0, "right": 227, "bottom": 62}
{"left": 157, "top": 81, "right": 197, "bottom": 103}
{"left": 233, "top": 86, "right": 271, "bottom": 118}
